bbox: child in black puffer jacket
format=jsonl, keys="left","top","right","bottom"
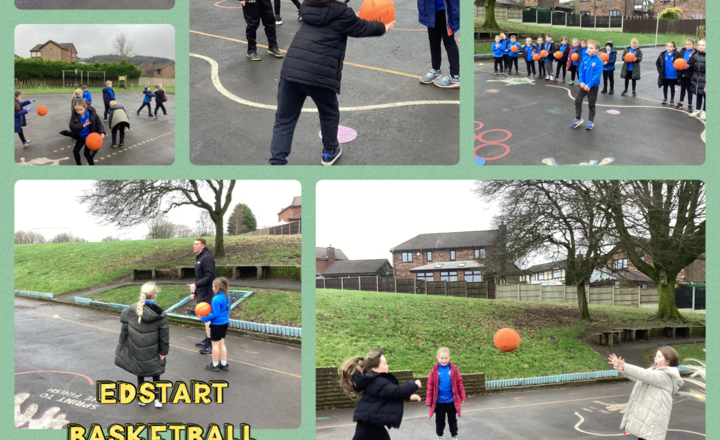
{"left": 269, "top": 0, "right": 394, "bottom": 166}
{"left": 340, "top": 349, "right": 421, "bottom": 440}
{"left": 689, "top": 39, "right": 706, "bottom": 121}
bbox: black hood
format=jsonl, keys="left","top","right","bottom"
{"left": 352, "top": 371, "right": 382, "bottom": 392}
{"left": 123, "top": 302, "right": 166, "bottom": 324}
{"left": 301, "top": 0, "right": 350, "bottom": 27}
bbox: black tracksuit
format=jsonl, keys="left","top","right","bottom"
{"left": 194, "top": 247, "right": 216, "bottom": 304}
{"left": 243, "top": 0, "right": 278, "bottom": 54}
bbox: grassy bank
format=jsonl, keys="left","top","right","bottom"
{"left": 475, "top": 20, "right": 688, "bottom": 54}
{"left": 645, "top": 343, "right": 706, "bottom": 366}
{"left": 15, "top": 235, "right": 301, "bottom": 295}
{"left": 17, "top": 87, "right": 176, "bottom": 95}
{"left": 316, "top": 289, "right": 705, "bottom": 380}
{"left": 89, "top": 284, "right": 189, "bottom": 310}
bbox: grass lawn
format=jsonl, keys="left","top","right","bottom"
{"left": 17, "top": 87, "right": 176, "bottom": 95}
{"left": 230, "top": 290, "right": 302, "bottom": 327}
{"left": 475, "top": 20, "right": 689, "bottom": 54}
{"left": 15, "top": 235, "right": 301, "bottom": 295}
{"left": 316, "top": 289, "right": 705, "bottom": 380}
{"left": 89, "top": 284, "right": 189, "bottom": 310}
{"left": 645, "top": 343, "right": 705, "bottom": 366}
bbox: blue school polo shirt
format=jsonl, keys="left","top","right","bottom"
{"left": 437, "top": 364, "right": 453, "bottom": 403}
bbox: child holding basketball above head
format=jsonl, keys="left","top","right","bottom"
{"left": 656, "top": 41, "right": 680, "bottom": 105}
{"left": 418, "top": 0, "right": 459, "bottom": 88}
{"left": 199, "top": 277, "right": 231, "bottom": 372}
{"left": 82, "top": 85, "right": 92, "bottom": 104}
{"left": 493, "top": 35, "right": 505, "bottom": 74}
{"left": 600, "top": 41, "right": 617, "bottom": 94}
{"left": 553, "top": 36, "right": 569, "bottom": 83}
{"left": 571, "top": 40, "right": 603, "bottom": 131}
{"left": 268, "top": 0, "right": 394, "bottom": 166}
{"left": 138, "top": 86, "right": 154, "bottom": 117}
{"left": 153, "top": 84, "right": 168, "bottom": 118}
{"left": 426, "top": 347, "right": 466, "bottom": 440}
{"left": 537, "top": 36, "right": 546, "bottom": 78}
{"left": 14, "top": 91, "right": 36, "bottom": 146}
{"left": 523, "top": 37, "right": 537, "bottom": 77}
{"left": 115, "top": 282, "right": 169, "bottom": 409}
{"left": 102, "top": 80, "right": 115, "bottom": 121}
{"left": 108, "top": 99, "right": 130, "bottom": 149}
{"left": 607, "top": 347, "right": 683, "bottom": 440}
{"left": 689, "top": 39, "right": 706, "bottom": 121}
{"left": 621, "top": 38, "right": 643, "bottom": 97}
{"left": 341, "top": 349, "right": 421, "bottom": 440}
{"left": 676, "top": 38, "right": 696, "bottom": 111}
{"left": 69, "top": 97, "right": 105, "bottom": 165}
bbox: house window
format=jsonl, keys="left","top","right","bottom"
{"left": 581, "top": 11, "right": 590, "bottom": 16}
{"left": 553, "top": 268, "right": 562, "bottom": 279}
{"left": 613, "top": 258, "right": 628, "bottom": 269}
{"left": 692, "top": 14, "right": 703, "bottom": 19}
{"left": 402, "top": 252, "right": 412, "bottom": 263}
{"left": 440, "top": 271, "right": 458, "bottom": 282}
{"left": 465, "top": 271, "right": 482, "bottom": 282}
{"left": 427, "top": 252, "right": 432, "bottom": 262}
{"left": 609, "top": 10, "right": 621, "bottom": 17}
{"left": 538, "top": 272, "right": 544, "bottom": 280}
{"left": 416, "top": 272, "right": 434, "bottom": 282}
{"left": 450, "top": 251, "right": 456, "bottom": 261}
{"left": 474, "top": 248, "right": 485, "bottom": 259}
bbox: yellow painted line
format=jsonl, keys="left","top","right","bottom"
{"left": 25, "top": 310, "right": 300, "bottom": 379}
{"left": 191, "top": 53, "right": 459, "bottom": 112}
{"left": 316, "top": 394, "right": 632, "bottom": 429}
{"left": 190, "top": 30, "right": 422, "bottom": 79}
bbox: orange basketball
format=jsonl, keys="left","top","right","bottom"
{"left": 540, "top": 50, "right": 548, "bottom": 58}
{"left": 195, "top": 302, "right": 212, "bottom": 318}
{"left": 37, "top": 106, "right": 48, "bottom": 116}
{"left": 358, "top": 0, "right": 395, "bottom": 25}
{"left": 494, "top": 328, "right": 520, "bottom": 352}
{"left": 554, "top": 51, "right": 563, "bottom": 59}
{"left": 85, "top": 132, "right": 103, "bottom": 151}
{"left": 571, "top": 53, "right": 579, "bottom": 62}
{"left": 511, "top": 46, "right": 519, "bottom": 53}
{"left": 599, "top": 53, "right": 610, "bottom": 62}
{"left": 625, "top": 53, "right": 636, "bottom": 63}
{"left": 533, "top": 54, "right": 541, "bottom": 61}
{"left": 673, "top": 58, "right": 688, "bottom": 71}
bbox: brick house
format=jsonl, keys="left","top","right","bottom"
{"left": 575, "top": 0, "right": 650, "bottom": 17}
{"left": 277, "top": 196, "right": 301, "bottom": 223}
{"left": 30, "top": 41, "right": 78, "bottom": 61}
{"left": 524, "top": 0, "right": 564, "bottom": 8}
{"left": 322, "top": 259, "right": 393, "bottom": 279}
{"left": 316, "top": 245, "right": 349, "bottom": 273}
{"left": 137, "top": 60, "right": 176, "bottom": 79}
{"left": 654, "top": 0, "right": 705, "bottom": 19}
{"left": 390, "top": 229, "right": 505, "bottom": 282}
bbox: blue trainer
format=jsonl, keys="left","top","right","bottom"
{"left": 420, "top": 69, "right": 442, "bottom": 84}
{"left": 321, "top": 145, "right": 342, "bottom": 166}
{"left": 586, "top": 121, "right": 594, "bottom": 130}
{"left": 433, "top": 74, "right": 459, "bottom": 89}
{"left": 571, "top": 118, "right": 584, "bottom": 129}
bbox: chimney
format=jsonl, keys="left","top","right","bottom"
{"left": 327, "top": 245, "right": 336, "bottom": 268}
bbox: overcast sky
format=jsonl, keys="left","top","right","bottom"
{"left": 15, "top": 25, "right": 175, "bottom": 60}
{"left": 15, "top": 180, "right": 299, "bottom": 242}
{"left": 317, "top": 181, "right": 506, "bottom": 265}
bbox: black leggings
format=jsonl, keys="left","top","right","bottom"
{"left": 507, "top": 57, "right": 518, "bottom": 74}
{"left": 696, "top": 94, "right": 705, "bottom": 111}
{"left": 273, "top": 0, "right": 300, "bottom": 17}
{"left": 352, "top": 421, "right": 390, "bottom": 440}
{"left": 138, "top": 102, "right": 152, "bottom": 116}
{"left": 539, "top": 62, "right": 546, "bottom": 77}
{"left": 503, "top": 54, "right": 510, "bottom": 70}
{"left": 571, "top": 70, "right": 578, "bottom": 82}
{"left": 625, "top": 77, "right": 637, "bottom": 92}
{"left": 154, "top": 102, "right": 167, "bottom": 116}
{"left": 603, "top": 71, "right": 614, "bottom": 91}
{"left": 137, "top": 375, "right": 161, "bottom": 400}
{"left": 525, "top": 60, "right": 536, "bottom": 75}
{"left": 679, "top": 76, "right": 694, "bottom": 105}
{"left": 662, "top": 78, "right": 677, "bottom": 100}
{"left": 555, "top": 62, "right": 567, "bottom": 80}
{"left": 17, "top": 129, "right": 26, "bottom": 143}
{"left": 73, "top": 137, "right": 95, "bottom": 165}
{"left": 428, "top": 11, "right": 459, "bottom": 77}
{"left": 494, "top": 57, "right": 503, "bottom": 72}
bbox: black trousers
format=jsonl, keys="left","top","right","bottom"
{"left": 575, "top": 86, "right": 599, "bottom": 121}
{"left": 137, "top": 375, "right": 161, "bottom": 400}
{"left": 111, "top": 123, "right": 129, "bottom": 144}
{"left": 663, "top": 78, "right": 678, "bottom": 100}
{"left": 571, "top": 69, "right": 578, "bottom": 82}
{"left": 17, "top": 129, "right": 26, "bottom": 143}
{"left": 104, "top": 103, "right": 111, "bottom": 120}
{"left": 555, "top": 61, "right": 567, "bottom": 80}
{"left": 273, "top": 0, "right": 300, "bottom": 18}
{"left": 435, "top": 402, "right": 458, "bottom": 437}
{"left": 73, "top": 137, "right": 95, "bottom": 165}
{"left": 624, "top": 77, "right": 637, "bottom": 92}
{"left": 507, "top": 57, "right": 518, "bottom": 73}
{"left": 503, "top": 54, "right": 510, "bottom": 70}
{"left": 269, "top": 79, "right": 339, "bottom": 165}
{"left": 525, "top": 60, "right": 536, "bottom": 75}
{"left": 428, "top": 11, "right": 459, "bottom": 77}
{"left": 352, "top": 421, "right": 390, "bottom": 440}
{"left": 697, "top": 93, "right": 705, "bottom": 111}
{"left": 243, "top": 0, "right": 277, "bottom": 53}
{"left": 603, "top": 71, "right": 615, "bottom": 91}
{"left": 155, "top": 102, "right": 167, "bottom": 116}
{"left": 538, "top": 62, "right": 546, "bottom": 77}
{"left": 494, "top": 57, "right": 503, "bottom": 72}
{"left": 679, "top": 76, "right": 694, "bottom": 105}
{"left": 138, "top": 101, "right": 152, "bottom": 116}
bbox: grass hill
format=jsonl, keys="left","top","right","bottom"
{"left": 79, "top": 55, "right": 175, "bottom": 66}
{"left": 316, "top": 289, "right": 705, "bottom": 380}
{"left": 15, "top": 235, "right": 301, "bottom": 295}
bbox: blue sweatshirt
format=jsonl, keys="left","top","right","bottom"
{"left": 82, "top": 90, "right": 92, "bottom": 104}
{"left": 603, "top": 49, "right": 617, "bottom": 71}
{"left": 437, "top": 363, "right": 453, "bottom": 404}
{"left": 579, "top": 54, "right": 603, "bottom": 88}
{"left": 435, "top": 0, "right": 445, "bottom": 11}
{"left": 143, "top": 89, "right": 154, "bottom": 103}
{"left": 627, "top": 48, "right": 638, "bottom": 71}
{"left": 683, "top": 48, "right": 695, "bottom": 62}
{"left": 544, "top": 41, "right": 555, "bottom": 63}
{"left": 201, "top": 292, "right": 230, "bottom": 325}
{"left": 493, "top": 42, "right": 504, "bottom": 58}
{"left": 664, "top": 51, "right": 678, "bottom": 79}
{"left": 78, "top": 110, "right": 91, "bottom": 139}
{"left": 524, "top": 44, "right": 537, "bottom": 61}
{"left": 507, "top": 42, "right": 520, "bottom": 57}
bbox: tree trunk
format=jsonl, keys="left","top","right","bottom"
{"left": 483, "top": 0, "right": 500, "bottom": 29}
{"left": 577, "top": 281, "right": 590, "bottom": 320}
{"left": 215, "top": 215, "right": 225, "bottom": 257}
{"left": 656, "top": 276, "right": 683, "bottom": 320}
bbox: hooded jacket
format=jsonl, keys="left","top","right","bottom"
{"left": 418, "top": 0, "right": 459, "bottom": 35}
{"left": 351, "top": 371, "right": 419, "bottom": 429}
{"left": 689, "top": 51, "right": 706, "bottom": 96}
{"left": 108, "top": 104, "right": 130, "bottom": 129}
{"left": 620, "top": 363, "right": 684, "bottom": 440}
{"left": 602, "top": 45, "right": 618, "bottom": 72}
{"left": 194, "top": 247, "right": 216, "bottom": 303}
{"left": 115, "top": 302, "right": 170, "bottom": 377}
{"left": 280, "top": 1, "right": 386, "bottom": 94}
{"left": 102, "top": 86, "right": 116, "bottom": 105}
{"left": 656, "top": 50, "right": 680, "bottom": 87}
{"left": 69, "top": 106, "right": 106, "bottom": 138}
{"left": 143, "top": 89, "right": 154, "bottom": 103}
{"left": 426, "top": 362, "right": 466, "bottom": 418}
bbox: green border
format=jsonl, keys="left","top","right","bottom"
{"left": 4, "top": 0, "right": 717, "bottom": 439}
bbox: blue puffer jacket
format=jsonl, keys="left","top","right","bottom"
{"left": 14, "top": 100, "right": 31, "bottom": 133}
{"left": 143, "top": 89, "right": 154, "bottom": 103}
{"left": 418, "top": 0, "right": 459, "bottom": 34}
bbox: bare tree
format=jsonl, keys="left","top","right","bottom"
{"left": 194, "top": 211, "right": 215, "bottom": 237}
{"left": 15, "top": 230, "right": 47, "bottom": 244}
{"left": 112, "top": 33, "right": 136, "bottom": 62}
{"left": 174, "top": 224, "right": 194, "bottom": 238}
{"left": 101, "top": 236, "right": 120, "bottom": 242}
{"left": 50, "top": 233, "right": 87, "bottom": 243}
{"left": 78, "top": 180, "right": 236, "bottom": 257}
{"left": 146, "top": 216, "right": 177, "bottom": 240}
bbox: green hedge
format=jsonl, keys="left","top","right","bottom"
{"left": 14, "top": 58, "right": 142, "bottom": 81}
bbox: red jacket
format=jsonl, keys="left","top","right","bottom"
{"left": 426, "top": 362, "right": 466, "bottom": 418}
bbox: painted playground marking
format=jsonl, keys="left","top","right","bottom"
{"left": 15, "top": 371, "right": 94, "bottom": 385}
{"left": 320, "top": 126, "right": 358, "bottom": 143}
{"left": 18, "top": 157, "right": 70, "bottom": 166}
{"left": 190, "top": 53, "right": 459, "bottom": 112}
{"left": 573, "top": 412, "right": 705, "bottom": 437}
{"left": 474, "top": 121, "right": 511, "bottom": 161}
{"left": 15, "top": 393, "right": 69, "bottom": 429}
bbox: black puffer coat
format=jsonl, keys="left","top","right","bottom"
{"left": 656, "top": 50, "right": 680, "bottom": 87}
{"left": 194, "top": 247, "right": 216, "bottom": 303}
{"left": 351, "top": 371, "right": 418, "bottom": 429}
{"left": 115, "top": 303, "right": 170, "bottom": 377}
{"left": 677, "top": 48, "right": 696, "bottom": 79}
{"left": 69, "top": 107, "right": 106, "bottom": 137}
{"left": 280, "top": 0, "right": 386, "bottom": 94}
{"left": 690, "top": 51, "right": 706, "bottom": 96}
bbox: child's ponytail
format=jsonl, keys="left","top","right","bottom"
{"left": 213, "top": 277, "right": 231, "bottom": 310}
{"left": 339, "top": 349, "right": 385, "bottom": 400}
{"left": 15, "top": 91, "right": 21, "bottom": 112}
{"left": 137, "top": 282, "right": 158, "bottom": 323}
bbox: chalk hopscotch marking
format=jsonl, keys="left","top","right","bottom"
{"left": 474, "top": 121, "right": 512, "bottom": 161}
{"left": 15, "top": 393, "right": 69, "bottom": 429}
{"left": 574, "top": 412, "right": 705, "bottom": 437}
{"left": 190, "top": 53, "right": 459, "bottom": 112}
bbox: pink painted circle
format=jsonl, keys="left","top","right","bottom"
{"left": 606, "top": 110, "right": 621, "bottom": 115}
{"left": 319, "top": 126, "right": 358, "bottom": 144}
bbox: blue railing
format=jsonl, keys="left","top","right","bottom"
{"left": 485, "top": 369, "right": 618, "bottom": 388}
{"left": 15, "top": 290, "right": 54, "bottom": 299}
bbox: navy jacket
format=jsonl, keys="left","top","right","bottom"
{"left": 351, "top": 371, "right": 419, "bottom": 429}
{"left": 102, "top": 86, "right": 116, "bottom": 105}
{"left": 602, "top": 49, "right": 617, "bottom": 71}
{"left": 14, "top": 100, "right": 30, "bottom": 133}
{"left": 418, "top": 0, "right": 459, "bottom": 34}
{"left": 280, "top": 1, "right": 385, "bottom": 94}
{"left": 194, "top": 247, "right": 216, "bottom": 303}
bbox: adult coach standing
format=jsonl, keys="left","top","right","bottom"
{"left": 187, "top": 238, "right": 216, "bottom": 354}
